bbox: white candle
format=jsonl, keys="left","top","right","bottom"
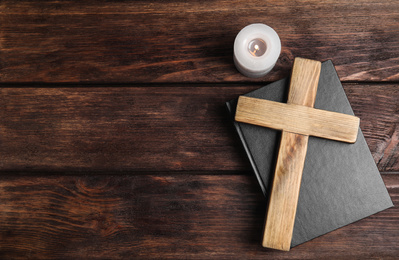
{"left": 234, "top": 23, "right": 281, "bottom": 78}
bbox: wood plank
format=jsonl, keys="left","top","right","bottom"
{"left": 0, "top": 174, "right": 397, "bottom": 259}
{"left": 0, "top": 84, "right": 397, "bottom": 173}
{"left": 263, "top": 132, "right": 309, "bottom": 251}
{"left": 262, "top": 58, "right": 321, "bottom": 251}
{"left": 345, "top": 84, "right": 399, "bottom": 172}
{"left": 1, "top": 0, "right": 399, "bottom": 83}
{"left": 236, "top": 96, "right": 359, "bottom": 143}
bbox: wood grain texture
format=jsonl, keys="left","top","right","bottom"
{"left": 236, "top": 96, "right": 359, "bottom": 143}
{"left": 1, "top": 0, "right": 397, "bottom": 258}
{"left": 262, "top": 58, "right": 320, "bottom": 250}
{"left": 346, "top": 84, "right": 399, "bottom": 173}
{"left": 0, "top": 85, "right": 397, "bottom": 173}
{"left": 263, "top": 132, "right": 309, "bottom": 251}
{"left": 1, "top": 0, "right": 399, "bottom": 83}
{"left": 287, "top": 58, "right": 321, "bottom": 107}
{"left": 0, "top": 174, "right": 397, "bottom": 259}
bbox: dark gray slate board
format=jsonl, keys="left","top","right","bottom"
{"left": 226, "top": 60, "right": 393, "bottom": 248}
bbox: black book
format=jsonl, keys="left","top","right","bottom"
{"left": 226, "top": 60, "right": 393, "bottom": 248}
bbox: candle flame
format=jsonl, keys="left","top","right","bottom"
{"left": 248, "top": 39, "right": 266, "bottom": 57}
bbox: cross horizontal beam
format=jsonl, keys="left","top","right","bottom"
{"left": 236, "top": 96, "right": 359, "bottom": 143}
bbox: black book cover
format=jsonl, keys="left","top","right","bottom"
{"left": 226, "top": 60, "right": 393, "bottom": 247}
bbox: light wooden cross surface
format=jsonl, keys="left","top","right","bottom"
{"left": 235, "top": 57, "right": 360, "bottom": 251}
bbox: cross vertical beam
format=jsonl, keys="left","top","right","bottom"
{"left": 261, "top": 58, "right": 321, "bottom": 251}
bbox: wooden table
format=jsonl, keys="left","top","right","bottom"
{"left": 1, "top": 1, "right": 398, "bottom": 259}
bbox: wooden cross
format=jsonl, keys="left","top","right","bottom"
{"left": 235, "top": 58, "right": 360, "bottom": 251}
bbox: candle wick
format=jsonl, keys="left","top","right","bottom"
{"left": 248, "top": 38, "right": 266, "bottom": 57}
